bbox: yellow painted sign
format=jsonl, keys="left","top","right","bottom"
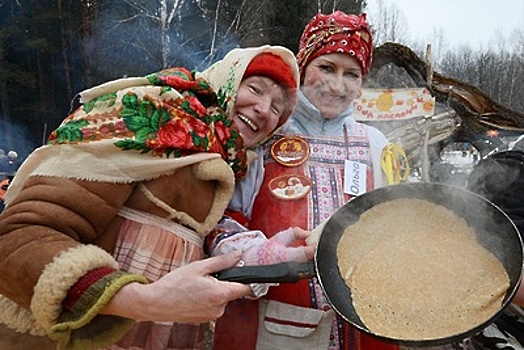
{"left": 353, "top": 88, "right": 435, "bottom": 121}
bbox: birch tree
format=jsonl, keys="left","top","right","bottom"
{"left": 369, "top": 0, "right": 408, "bottom": 46}
{"left": 316, "top": 0, "right": 365, "bottom": 14}
{"left": 120, "top": 0, "right": 185, "bottom": 69}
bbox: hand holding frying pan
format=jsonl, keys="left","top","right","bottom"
{"left": 218, "top": 182, "right": 523, "bottom": 347}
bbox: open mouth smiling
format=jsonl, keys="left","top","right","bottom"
{"left": 238, "top": 114, "right": 259, "bottom": 131}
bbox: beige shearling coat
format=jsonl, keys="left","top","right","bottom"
{"left": 0, "top": 45, "right": 299, "bottom": 349}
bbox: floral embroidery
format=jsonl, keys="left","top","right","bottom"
{"left": 47, "top": 67, "right": 248, "bottom": 178}
{"left": 216, "top": 62, "right": 239, "bottom": 111}
{"left": 83, "top": 92, "right": 117, "bottom": 113}
{"left": 49, "top": 119, "right": 90, "bottom": 143}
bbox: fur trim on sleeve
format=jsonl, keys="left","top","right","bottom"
{"left": 31, "top": 244, "right": 119, "bottom": 330}
{"left": 50, "top": 271, "right": 147, "bottom": 350}
{"left": 0, "top": 295, "right": 46, "bottom": 336}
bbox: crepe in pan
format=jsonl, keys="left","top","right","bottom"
{"left": 336, "top": 198, "right": 510, "bottom": 340}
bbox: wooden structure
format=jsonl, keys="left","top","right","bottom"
{"left": 369, "top": 42, "right": 524, "bottom": 159}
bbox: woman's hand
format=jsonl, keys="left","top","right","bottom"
{"left": 102, "top": 251, "right": 251, "bottom": 323}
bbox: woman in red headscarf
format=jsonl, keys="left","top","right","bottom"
{"left": 213, "top": 12, "right": 398, "bottom": 350}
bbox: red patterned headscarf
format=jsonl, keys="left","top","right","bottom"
{"left": 297, "top": 12, "right": 373, "bottom": 78}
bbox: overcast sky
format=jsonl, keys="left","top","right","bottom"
{"left": 365, "top": 0, "right": 524, "bottom": 50}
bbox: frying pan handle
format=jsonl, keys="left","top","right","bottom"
{"left": 215, "top": 261, "right": 315, "bottom": 283}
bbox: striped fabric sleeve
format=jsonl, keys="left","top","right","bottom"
{"left": 50, "top": 269, "right": 149, "bottom": 350}
{"left": 62, "top": 267, "right": 117, "bottom": 310}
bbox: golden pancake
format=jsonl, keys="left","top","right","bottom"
{"left": 336, "top": 198, "right": 510, "bottom": 340}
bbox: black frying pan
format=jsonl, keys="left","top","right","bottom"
{"left": 217, "top": 182, "right": 523, "bottom": 347}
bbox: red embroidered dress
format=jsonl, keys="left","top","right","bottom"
{"left": 213, "top": 91, "right": 397, "bottom": 350}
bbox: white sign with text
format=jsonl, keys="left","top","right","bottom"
{"left": 344, "top": 160, "right": 367, "bottom": 196}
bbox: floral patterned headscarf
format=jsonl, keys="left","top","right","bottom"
{"left": 296, "top": 12, "right": 373, "bottom": 78}
{"left": 48, "top": 46, "right": 298, "bottom": 180}
{"left": 4, "top": 46, "right": 298, "bottom": 203}
{"left": 200, "top": 45, "right": 299, "bottom": 136}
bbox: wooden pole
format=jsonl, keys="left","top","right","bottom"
{"left": 421, "top": 44, "right": 433, "bottom": 182}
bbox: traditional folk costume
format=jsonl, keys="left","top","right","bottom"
{"left": 213, "top": 12, "right": 401, "bottom": 350}
{"left": 213, "top": 92, "right": 397, "bottom": 350}
{"left": 0, "top": 45, "right": 299, "bottom": 350}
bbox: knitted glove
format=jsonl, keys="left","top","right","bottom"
{"left": 211, "top": 227, "right": 308, "bottom": 266}
{"left": 210, "top": 226, "right": 309, "bottom": 299}
{"left": 242, "top": 228, "right": 308, "bottom": 266}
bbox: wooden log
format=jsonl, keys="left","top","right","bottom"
{"left": 369, "top": 42, "right": 524, "bottom": 160}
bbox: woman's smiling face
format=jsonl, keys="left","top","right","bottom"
{"left": 231, "top": 76, "right": 287, "bottom": 148}
{"left": 301, "top": 53, "right": 363, "bottom": 119}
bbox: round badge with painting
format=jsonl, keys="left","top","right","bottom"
{"left": 268, "top": 174, "right": 312, "bottom": 201}
{"left": 270, "top": 136, "right": 310, "bottom": 167}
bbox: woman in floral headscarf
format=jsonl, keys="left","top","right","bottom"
{"left": 213, "top": 12, "right": 399, "bottom": 350}
{"left": 0, "top": 45, "right": 315, "bottom": 350}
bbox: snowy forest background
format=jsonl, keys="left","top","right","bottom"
{"left": 1, "top": 0, "right": 523, "bottom": 162}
